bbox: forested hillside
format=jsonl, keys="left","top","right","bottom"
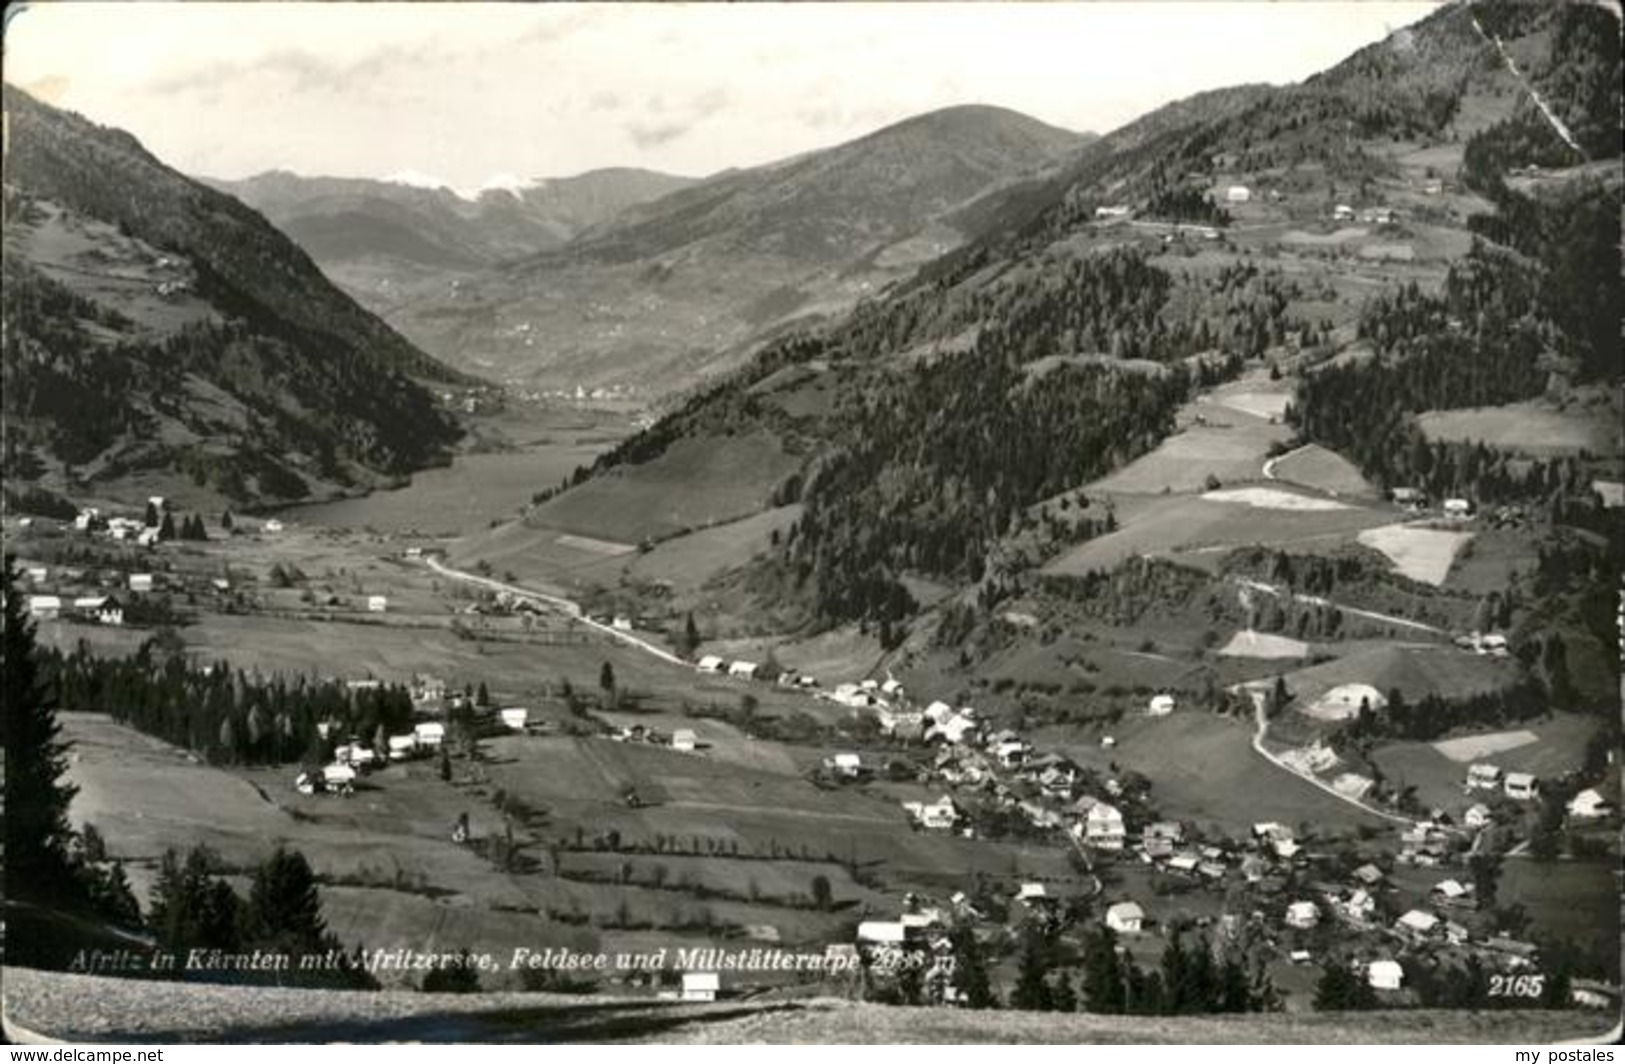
{"left": 1, "top": 85, "right": 466, "bottom": 504}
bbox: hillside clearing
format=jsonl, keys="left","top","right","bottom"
{"left": 1268, "top": 444, "right": 1377, "bottom": 497}
{"left": 1431, "top": 729, "right": 1539, "bottom": 762}
{"left": 1202, "top": 487, "right": 1349, "bottom": 511}
{"left": 1416, "top": 401, "right": 1620, "bottom": 456}
{"left": 1357, "top": 524, "right": 1474, "bottom": 586}
{"left": 1218, "top": 630, "right": 1309, "bottom": 659}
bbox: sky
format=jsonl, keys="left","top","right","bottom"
{"left": 5, "top": 1, "right": 1441, "bottom": 195}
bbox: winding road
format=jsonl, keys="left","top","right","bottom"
{"left": 423, "top": 555, "right": 688, "bottom": 667}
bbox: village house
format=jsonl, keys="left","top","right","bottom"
{"left": 1466, "top": 762, "right": 1503, "bottom": 791}
{"left": 1225, "top": 185, "right": 1252, "bottom": 203}
{"left": 1503, "top": 772, "right": 1539, "bottom": 801}
{"left": 1333, "top": 204, "right": 1356, "bottom": 221}
{"left": 26, "top": 595, "right": 62, "bottom": 619}
{"left": 499, "top": 708, "right": 530, "bottom": 731}
{"left": 1284, "top": 900, "right": 1320, "bottom": 930}
{"left": 1167, "top": 853, "right": 1200, "bottom": 877}
{"left": 857, "top": 921, "right": 907, "bottom": 946}
{"left": 1105, "top": 901, "right": 1145, "bottom": 935}
{"left": 1567, "top": 787, "right": 1613, "bottom": 819}
{"left": 727, "top": 660, "right": 758, "bottom": 680}
{"left": 695, "top": 655, "right": 724, "bottom": 673}
{"left": 1359, "top": 206, "right": 1397, "bottom": 225}
{"left": 1252, "top": 822, "right": 1299, "bottom": 859}
{"left": 926, "top": 710, "right": 978, "bottom": 745}
{"left": 1094, "top": 205, "right": 1132, "bottom": 219}
{"left": 1147, "top": 694, "right": 1175, "bottom": 717}
{"left": 74, "top": 595, "right": 124, "bottom": 626}
{"left": 1430, "top": 879, "right": 1475, "bottom": 908}
{"left": 1463, "top": 803, "right": 1494, "bottom": 829}
{"left": 1395, "top": 909, "right": 1440, "bottom": 941}
{"left": 1142, "top": 821, "right": 1184, "bottom": 859}
{"left": 1352, "top": 863, "right": 1385, "bottom": 888}
{"left": 1391, "top": 486, "right": 1426, "bottom": 510}
{"left": 25, "top": 566, "right": 48, "bottom": 583}
{"left": 880, "top": 678, "right": 904, "bottom": 699}
{"left": 993, "top": 739, "right": 1030, "bottom": 769}
{"left": 671, "top": 728, "right": 698, "bottom": 753}
{"left": 128, "top": 573, "right": 155, "bottom": 592}
{"left": 827, "top": 752, "right": 864, "bottom": 780}
{"left": 1083, "top": 802, "right": 1126, "bottom": 850}
{"left": 1343, "top": 888, "right": 1378, "bottom": 924}
{"left": 1478, "top": 633, "right": 1509, "bottom": 657}
{"left": 262, "top": 519, "right": 285, "bottom": 534}
{"left": 1442, "top": 497, "right": 1473, "bottom": 519}
{"left": 1019, "top": 801, "right": 1063, "bottom": 831}
{"left": 413, "top": 722, "right": 446, "bottom": 748}
{"left": 387, "top": 735, "right": 419, "bottom": 761}
{"left": 1367, "top": 960, "right": 1404, "bottom": 991}
{"left": 366, "top": 595, "right": 388, "bottom": 613}
{"left": 905, "top": 796, "right": 962, "bottom": 831}
{"left": 680, "top": 972, "right": 719, "bottom": 1002}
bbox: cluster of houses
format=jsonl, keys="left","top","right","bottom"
{"left": 296, "top": 720, "right": 448, "bottom": 796}
{"left": 608, "top": 721, "right": 700, "bottom": 753}
{"left": 1331, "top": 204, "right": 1399, "bottom": 225}
{"left": 1387, "top": 488, "right": 1475, "bottom": 520}
{"left": 23, "top": 561, "right": 170, "bottom": 625}
{"left": 1464, "top": 762, "right": 1538, "bottom": 801}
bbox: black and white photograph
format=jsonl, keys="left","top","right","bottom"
{"left": 1, "top": 0, "right": 1620, "bottom": 1046}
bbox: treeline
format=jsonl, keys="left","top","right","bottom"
{"left": 1005, "top": 925, "right": 1277, "bottom": 1015}
{"left": 145, "top": 842, "right": 375, "bottom": 988}
{"left": 1338, "top": 678, "right": 1550, "bottom": 744}
{"left": 39, "top": 638, "right": 415, "bottom": 765}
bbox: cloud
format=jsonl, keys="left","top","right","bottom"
{"left": 625, "top": 87, "right": 731, "bottom": 149}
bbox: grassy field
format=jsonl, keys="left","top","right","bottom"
{"left": 284, "top": 448, "right": 610, "bottom": 535}
{"left": 1357, "top": 524, "right": 1474, "bottom": 586}
{"left": 1417, "top": 401, "right": 1620, "bottom": 456}
{"left": 1367, "top": 711, "right": 1601, "bottom": 810}
{"left": 1033, "top": 712, "right": 1387, "bottom": 837}
{"left": 1217, "top": 630, "right": 1309, "bottom": 659}
{"left": 1270, "top": 444, "right": 1377, "bottom": 498}
{"left": 1278, "top": 645, "right": 1518, "bottom": 722}
{"left": 1046, "top": 491, "right": 1393, "bottom": 575}
{"left": 525, "top": 433, "right": 799, "bottom": 544}
{"left": 1498, "top": 858, "right": 1621, "bottom": 950}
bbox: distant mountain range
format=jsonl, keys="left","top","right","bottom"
{"left": 206, "top": 167, "right": 698, "bottom": 269}
{"left": 2, "top": 84, "right": 467, "bottom": 509}
{"left": 212, "top": 105, "right": 1094, "bottom": 391}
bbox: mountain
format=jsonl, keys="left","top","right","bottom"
{"left": 1, "top": 84, "right": 469, "bottom": 508}
{"left": 473, "top": 1, "right": 1620, "bottom": 649}
{"left": 355, "top": 104, "right": 1093, "bottom": 390}
{"left": 206, "top": 167, "right": 698, "bottom": 269}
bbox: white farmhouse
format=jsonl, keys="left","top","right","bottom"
{"left": 413, "top": 722, "right": 446, "bottom": 748}
{"left": 1225, "top": 185, "right": 1252, "bottom": 203}
{"left": 499, "top": 708, "right": 530, "bottom": 731}
{"left": 1503, "top": 772, "right": 1539, "bottom": 801}
{"left": 681, "top": 972, "right": 719, "bottom": 1002}
{"left": 1568, "top": 788, "right": 1614, "bottom": 819}
{"left": 1367, "top": 960, "right": 1404, "bottom": 991}
{"left": 366, "top": 595, "right": 388, "bottom": 613}
{"left": 1084, "top": 802, "right": 1126, "bottom": 850}
{"left": 128, "top": 573, "right": 155, "bottom": 592}
{"left": 671, "top": 728, "right": 698, "bottom": 752}
{"left": 1105, "top": 901, "right": 1144, "bottom": 934}
{"left": 1148, "top": 694, "right": 1175, "bottom": 717}
{"left": 26, "top": 595, "right": 62, "bottom": 619}
{"left": 728, "top": 660, "right": 759, "bottom": 680}
{"left": 696, "top": 655, "right": 724, "bottom": 673}
{"left": 1284, "top": 900, "right": 1320, "bottom": 929}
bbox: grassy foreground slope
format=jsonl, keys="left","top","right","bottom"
{"left": 3, "top": 968, "right": 1613, "bottom": 1044}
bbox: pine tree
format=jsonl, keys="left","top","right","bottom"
{"left": 949, "top": 923, "right": 996, "bottom": 1008}
{"left": 247, "top": 845, "right": 327, "bottom": 951}
{"left": 1082, "top": 926, "right": 1127, "bottom": 1014}
{"left": 158, "top": 511, "right": 176, "bottom": 541}
{"left": 221, "top": 509, "right": 234, "bottom": 532}
{"left": 682, "top": 612, "right": 701, "bottom": 658}
{"left": 2, "top": 556, "right": 80, "bottom": 899}
{"left": 1009, "top": 927, "right": 1054, "bottom": 1011}
{"left": 599, "top": 661, "right": 616, "bottom": 698}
